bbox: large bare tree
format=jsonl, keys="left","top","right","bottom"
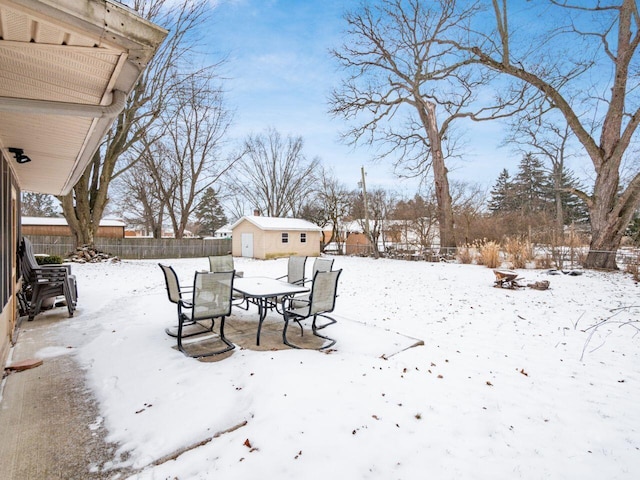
{"left": 57, "top": 0, "right": 216, "bottom": 247}
{"left": 453, "top": 0, "right": 640, "bottom": 269}
{"left": 231, "top": 128, "right": 320, "bottom": 217}
{"left": 330, "top": 0, "right": 527, "bottom": 250}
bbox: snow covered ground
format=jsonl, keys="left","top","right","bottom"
{"left": 38, "top": 256, "right": 640, "bottom": 479}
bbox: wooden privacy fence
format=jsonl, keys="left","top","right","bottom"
{"left": 25, "top": 236, "right": 232, "bottom": 260}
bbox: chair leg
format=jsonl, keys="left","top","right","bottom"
{"left": 312, "top": 315, "right": 336, "bottom": 350}
{"left": 177, "top": 316, "right": 234, "bottom": 358}
{"left": 282, "top": 313, "right": 302, "bottom": 349}
{"left": 191, "top": 317, "right": 235, "bottom": 358}
{"left": 313, "top": 313, "right": 337, "bottom": 330}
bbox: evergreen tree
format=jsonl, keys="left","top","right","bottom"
{"left": 512, "top": 153, "right": 550, "bottom": 214}
{"left": 21, "top": 192, "right": 58, "bottom": 217}
{"left": 195, "top": 188, "right": 227, "bottom": 237}
{"left": 557, "top": 168, "right": 589, "bottom": 226}
{"left": 488, "top": 169, "right": 515, "bottom": 213}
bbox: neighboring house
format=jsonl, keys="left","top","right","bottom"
{"left": 213, "top": 224, "right": 232, "bottom": 239}
{"left": 22, "top": 216, "right": 125, "bottom": 239}
{"left": 343, "top": 219, "right": 441, "bottom": 255}
{"left": 230, "top": 215, "right": 322, "bottom": 259}
{"left": 0, "top": 0, "right": 166, "bottom": 369}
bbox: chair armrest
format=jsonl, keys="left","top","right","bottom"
{"left": 178, "top": 299, "right": 193, "bottom": 309}
{"left": 41, "top": 264, "right": 72, "bottom": 274}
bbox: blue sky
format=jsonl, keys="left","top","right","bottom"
{"left": 203, "top": 0, "right": 518, "bottom": 195}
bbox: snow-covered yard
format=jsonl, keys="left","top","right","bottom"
{"left": 40, "top": 256, "right": 640, "bottom": 479}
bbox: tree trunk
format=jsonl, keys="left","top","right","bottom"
{"left": 58, "top": 153, "right": 105, "bottom": 249}
{"left": 583, "top": 166, "right": 639, "bottom": 270}
{"left": 420, "top": 101, "right": 456, "bottom": 250}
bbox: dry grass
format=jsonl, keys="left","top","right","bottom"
{"left": 457, "top": 245, "right": 475, "bottom": 264}
{"left": 477, "top": 241, "right": 501, "bottom": 268}
{"left": 625, "top": 263, "right": 640, "bottom": 282}
{"left": 504, "top": 237, "right": 532, "bottom": 269}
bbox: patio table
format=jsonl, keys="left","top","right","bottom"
{"left": 233, "top": 277, "right": 309, "bottom": 345}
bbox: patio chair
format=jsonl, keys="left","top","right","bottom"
{"left": 208, "top": 254, "right": 247, "bottom": 309}
{"left": 277, "top": 255, "right": 307, "bottom": 285}
{"left": 208, "top": 254, "right": 244, "bottom": 278}
{"left": 290, "top": 256, "right": 336, "bottom": 316}
{"left": 307, "top": 257, "right": 334, "bottom": 283}
{"left": 281, "top": 269, "right": 342, "bottom": 349}
{"left": 176, "top": 271, "right": 235, "bottom": 358}
{"left": 19, "top": 237, "right": 77, "bottom": 321}
{"left": 159, "top": 263, "right": 200, "bottom": 337}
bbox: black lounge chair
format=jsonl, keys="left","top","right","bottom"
{"left": 19, "top": 237, "right": 77, "bottom": 321}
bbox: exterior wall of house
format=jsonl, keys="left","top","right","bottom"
{"left": 231, "top": 219, "right": 321, "bottom": 259}
{"left": 345, "top": 232, "right": 371, "bottom": 255}
{"left": 1, "top": 153, "right": 20, "bottom": 369}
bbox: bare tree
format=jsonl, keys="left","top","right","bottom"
{"left": 453, "top": 0, "right": 640, "bottom": 269}
{"left": 503, "top": 112, "right": 579, "bottom": 244}
{"left": 231, "top": 128, "right": 320, "bottom": 217}
{"left": 450, "top": 180, "right": 487, "bottom": 245}
{"left": 330, "top": 0, "right": 528, "bottom": 250}
{"left": 315, "top": 168, "right": 353, "bottom": 252}
{"left": 137, "top": 72, "right": 236, "bottom": 238}
{"left": 351, "top": 187, "right": 396, "bottom": 256}
{"left": 112, "top": 153, "right": 167, "bottom": 238}
{"left": 57, "top": 0, "right": 217, "bottom": 247}
{"left": 394, "top": 192, "right": 439, "bottom": 250}
{"left": 21, "top": 193, "right": 59, "bottom": 217}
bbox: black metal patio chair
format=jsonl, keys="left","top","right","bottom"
{"left": 159, "top": 263, "right": 200, "bottom": 337}
{"left": 176, "top": 271, "right": 235, "bottom": 358}
{"left": 208, "top": 254, "right": 247, "bottom": 309}
{"left": 281, "top": 269, "right": 342, "bottom": 350}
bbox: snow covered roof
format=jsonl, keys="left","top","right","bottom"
{"left": 22, "top": 216, "right": 125, "bottom": 227}
{"left": 230, "top": 215, "right": 322, "bottom": 232}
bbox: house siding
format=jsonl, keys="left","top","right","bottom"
{"left": 1, "top": 152, "right": 20, "bottom": 368}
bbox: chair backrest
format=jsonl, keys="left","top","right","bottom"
{"left": 309, "top": 269, "right": 342, "bottom": 315}
{"left": 287, "top": 256, "right": 307, "bottom": 284}
{"left": 191, "top": 271, "right": 234, "bottom": 320}
{"left": 21, "top": 237, "right": 39, "bottom": 272}
{"left": 311, "top": 257, "right": 334, "bottom": 278}
{"left": 208, "top": 254, "right": 234, "bottom": 272}
{"left": 159, "top": 264, "right": 181, "bottom": 304}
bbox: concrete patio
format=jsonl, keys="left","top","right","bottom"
{"left": 0, "top": 308, "right": 339, "bottom": 478}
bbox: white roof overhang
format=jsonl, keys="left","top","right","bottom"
{"left": 0, "top": 0, "right": 167, "bottom": 195}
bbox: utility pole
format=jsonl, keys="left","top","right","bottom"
{"left": 359, "top": 166, "right": 377, "bottom": 258}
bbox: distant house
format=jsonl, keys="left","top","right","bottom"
{"left": 212, "top": 224, "right": 232, "bottom": 239}
{"left": 22, "top": 216, "right": 125, "bottom": 239}
{"left": 230, "top": 215, "right": 322, "bottom": 259}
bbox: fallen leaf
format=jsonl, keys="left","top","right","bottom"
{"left": 520, "top": 369, "right": 528, "bottom": 376}
{"left": 486, "top": 381, "right": 493, "bottom": 386}
{"left": 243, "top": 439, "right": 252, "bottom": 449}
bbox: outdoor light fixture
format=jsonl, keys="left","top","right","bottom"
{"left": 8, "top": 147, "right": 31, "bottom": 164}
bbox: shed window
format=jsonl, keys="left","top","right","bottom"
{"left": 300, "top": 233, "right": 307, "bottom": 243}
{"left": 281, "top": 232, "right": 289, "bottom": 243}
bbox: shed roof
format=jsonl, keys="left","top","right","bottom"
{"left": 230, "top": 215, "right": 322, "bottom": 232}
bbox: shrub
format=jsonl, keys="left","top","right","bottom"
{"left": 36, "top": 254, "right": 63, "bottom": 265}
{"left": 477, "top": 241, "right": 501, "bottom": 268}
{"left": 456, "top": 244, "right": 475, "bottom": 264}
{"left": 504, "top": 237, "right": 532, "bottom": 269}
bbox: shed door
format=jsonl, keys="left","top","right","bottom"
{"left": 241, "top": 233, "right": 253, "bottom": 258}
